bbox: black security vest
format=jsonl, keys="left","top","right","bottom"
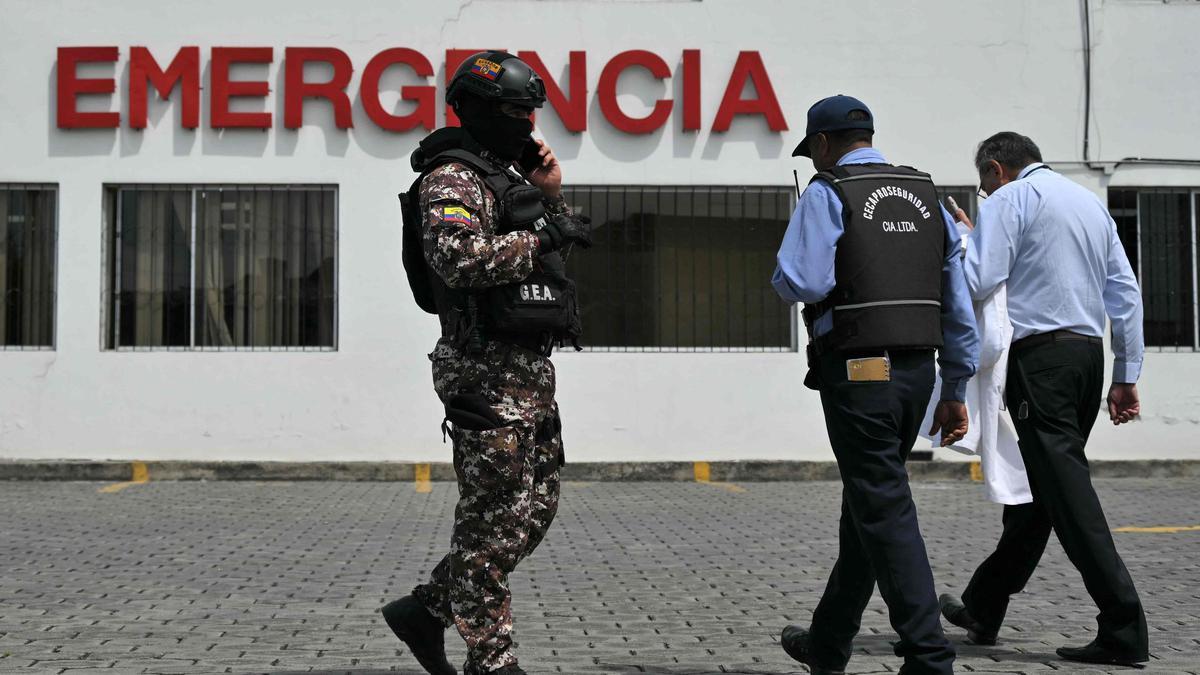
{"left": 805, "top": 163, "right": 945, "bottom": 351}
{"left": 399, "top": 128, "right": 581, "bottom": 355}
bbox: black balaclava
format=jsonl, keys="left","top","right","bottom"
{"left": 457, "top": 96, "right": 533, "bottom": 161}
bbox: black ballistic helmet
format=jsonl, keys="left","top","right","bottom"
{"left": 446, "top": 51, "right": 547, "bottom": 109}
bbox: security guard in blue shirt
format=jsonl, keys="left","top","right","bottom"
{"left": 772, "top": 96, "right": 980, "bottom": 675}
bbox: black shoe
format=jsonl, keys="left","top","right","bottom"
{"left": 1057, "top": 640, "right": 1147, "bottom": 667}
{"left": 780, "top": 625, "right": 846, "bottom": 675}
{"left": 939, "top": 594, "right": 998, "bottom": 646}
{"left": 464, "top": 664, "right": 526, "bottom": 675}
{"left": 380, "top": 595, "right": 457, "bottom": 675}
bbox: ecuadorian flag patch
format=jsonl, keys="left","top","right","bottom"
{"left": 471, "top": 58, "right": 503, "bottom": 81}
{"left": 442, "top": 205, "right": 473, "bottom": 225}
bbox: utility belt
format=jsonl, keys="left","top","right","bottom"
{"left": 441, "top": 321, "right": 556, "bottom": 357}
{"left": 440, "top": 392, "right": 566, "bottom": 474}
{"left": 804, "top": 331, "right": 841, "bottom": 359}
{"left": 1011, "top": 329, "right": 1102, "bottom": 353}
{"left": 490, "top": 330, "right": 557, "bottom": 356}
{"left": 804, "top": 346, "right": 935, "bottom": 390}
{"left": 802, "top": 297, "right": 937, "bottom": 391}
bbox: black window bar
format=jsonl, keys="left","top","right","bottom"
{"left": 562, "top": 185, "right": 797, "bottom": 352}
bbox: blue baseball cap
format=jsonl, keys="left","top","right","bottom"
{"left": 792, "top": 95, "right": 875, "bottom": 157}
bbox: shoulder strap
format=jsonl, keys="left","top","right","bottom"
{"left": 885, "top": 165, "right": 934, "bottom": 183}
{"left": 832, "top": 165, "right": 933, "bottom": 184}
{"left": 425, "top": 148, "right": 501, "bottom": 179}
{"left": 810, "top": 163, "right": 936, "bottom": 185}
{"left": 421, "top": 149, "right": 521, "bottom": 207}
{"left": 809, "top": 165, "right": 850, "bottom": 186}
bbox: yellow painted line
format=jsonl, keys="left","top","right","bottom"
{"left": 969, "top": 462, "right": 984, "bottom": 482}
{"left": 693, "top": 461, "right": 711, "bottom": 483}
{"left": 1114, "top": 525, "right": 1200, "bottom": 534}
{"left": 414, "top": 463, "right": 432, "bottom": 493}
{"left": 99, "top": 461, "right": 149, "bottom": 494}
{"left": 99, "top": 482, "right": 133, "bottom": 493}
{"left": 707, "top": 482, "right": 747, "bottom": 493}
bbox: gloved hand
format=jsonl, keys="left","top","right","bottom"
{"left": 536, "top": 213, "right": 594, "bottom": 252}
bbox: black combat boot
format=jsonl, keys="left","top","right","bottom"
{"left": 464, "top": 663, "right": 527, "bottom": 675}
{"left": 380, "top": 595, "right": 456, "bottom": 675}
{"left": 780, "top": 625, "right": 846, "bottom": 675}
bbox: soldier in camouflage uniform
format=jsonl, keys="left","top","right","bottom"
{"left": 382, "top": 51, "right": 594, "bottom": 675}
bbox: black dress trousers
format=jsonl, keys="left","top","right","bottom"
{"left": 960, "top": 339, "right": 1148, "bottom": 658}
{"left": 807, "top": 348, "right": 955, "bottom": 675}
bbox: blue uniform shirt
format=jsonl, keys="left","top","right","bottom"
{"left": 964, "top": 163, "right": 1145, "bottom": 382}
{"left": 772, "top": 147, "right": 980, "bottom": 402}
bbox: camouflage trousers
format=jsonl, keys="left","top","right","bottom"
{"left": 413, "top": 339, "right": 563, "bottom": 673}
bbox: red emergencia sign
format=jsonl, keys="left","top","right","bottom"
{"left": 55, "top": 46, "right": 788, "bottom": 134}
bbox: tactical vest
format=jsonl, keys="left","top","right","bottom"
{"left": 804, "top": 163, "right": 945, "bottom": 352}
{"left": 398, "top": 128, "right": 581, "bottom": 356}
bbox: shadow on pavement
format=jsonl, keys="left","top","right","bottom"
{"left": 595, "top": 665, "right": 782, "bottom": 674}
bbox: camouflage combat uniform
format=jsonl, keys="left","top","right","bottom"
{"left": 411, "top": 160, "right": 566, "bottom": 674}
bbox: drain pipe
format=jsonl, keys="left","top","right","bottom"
{"left": 1082, "top": 0, "right": 1093, "bottom": 164}
{"left": 1074, "top": 1, "right": 1200, "bottom": 172}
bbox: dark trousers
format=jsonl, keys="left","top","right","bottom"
{"left": 961, "top": 339, "right": 1148, "bottom": 658}
{"left": 808, "top": 349, "right": 954, "bottom": 675}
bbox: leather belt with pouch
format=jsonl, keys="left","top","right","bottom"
{"left": 846, "top": 352, "right": 891, "bottom": 382}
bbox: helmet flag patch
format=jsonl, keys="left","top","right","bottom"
{"left": 471, "top": 58, "right": 504, "bottom": 81}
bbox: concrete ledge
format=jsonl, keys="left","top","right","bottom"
{"left": 1, "top": 459, "right": 1198, "bottom": 482}
{"left": 140, "top": 461, "right": 458, "bottom": 482}
{"left": 0, "top": 461, "right": 133, "bottom": 481}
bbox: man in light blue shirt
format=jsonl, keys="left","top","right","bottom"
{"left": 939, "top": 132, "right": 1148, "bottom": 668}
{"left": 773, "top": 95, "right": 978, "bottom": 675}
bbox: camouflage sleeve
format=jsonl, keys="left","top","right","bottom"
{"left": 420, "top": 162, "right": 539, "bottom": 289}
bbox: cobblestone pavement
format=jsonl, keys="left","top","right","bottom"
{"left": 0, "top": 479, "right": 1197, "bottom": 674}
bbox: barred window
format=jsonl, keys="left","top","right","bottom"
{"left": 1108, "top": 188, "right": 1198, "bottom": 350}
{"left": 104, "top": 185, "right": 337, "bottom": 350}
{"left": 0, "top": 185, "right": 56, "bottom": 349}
{"left": 562, "top": 186, "right": 795, "bottom": 352}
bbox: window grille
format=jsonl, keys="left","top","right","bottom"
{"left": 0, "top": 184, "right": 56, "bottom": 350}
{"left": 104, "top": 185, "right": 337, "bottom": 351}
{"left": 1109, "top": 188, "right": 1198, "bottom": 350}
{"left": 561, "top": 185, "right": 796, "bottom": 352}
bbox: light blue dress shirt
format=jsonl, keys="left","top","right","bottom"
{"left": 772, "top": 147, "right": 980, "bottom": 401}
{"left": 964, "top": 163, "right": 1144, "bottom": 383}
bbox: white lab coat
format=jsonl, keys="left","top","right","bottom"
{"left": 923, "top": 283, "right": 1032, "bottom": 505}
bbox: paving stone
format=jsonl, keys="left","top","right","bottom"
{"left": 56, "top": 670, "right": 145, "bottom": 675}
{"left": 0, "top": 479, "right": 1197, "bottom": 673}
{"left": 26, "top": 660, "right": 116, "bottom": 670}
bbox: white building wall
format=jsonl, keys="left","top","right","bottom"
{"left": 0, "top": 0, "right": 1198, "bottom": 462}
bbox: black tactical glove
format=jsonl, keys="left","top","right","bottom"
{"left": 536, "top": 213, "right": 594, "bottom": 252}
